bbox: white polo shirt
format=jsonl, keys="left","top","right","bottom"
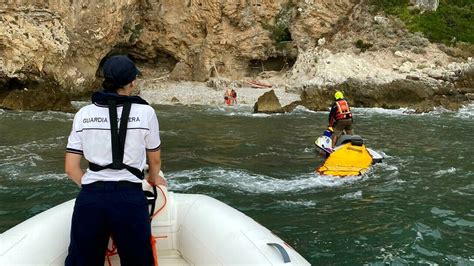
{"left": 66, "top": 102, "right": 161, "bottom": 184}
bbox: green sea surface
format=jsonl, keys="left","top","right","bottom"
{"left": 0, "top": 104, "right": 473, "bottom": 265}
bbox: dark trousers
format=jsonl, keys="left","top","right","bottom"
{"left": 333, "top": 118, "right": 353, "bottom": 137}
{"left": 332, "top": 118, "right": 353, "bottom": 147}
{"left": 65, "top": 181, "right": 154, "bottom": 266}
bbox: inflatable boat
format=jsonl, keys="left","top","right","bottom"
{"left": 0, "top": 180, "right": 310, "bottom": 265}
{"left": 314, "top": 133, "right": 383, "bottom": 177}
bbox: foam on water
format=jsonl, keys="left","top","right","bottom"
{"left": 202, "top": 105, "right": 255, "bottom": 117}
{"left": 0, "top": 137, "right": 68, "bottom": 179}
{"left": 366, "top": 159, "right": 400, "bottom": 180}
{"left": 352, "top": 106, "right": 471, "bottom": 119}
{"left": 71, "top": 101, "right": 89, "bottom": 109}
{"left": 160, "top": 130, "right": 179, "bottom": 136}
{"left": 353, "top": 107, "right": 414, "bottom": 116}
{"left": 31, "top": 111, "right": 74, "bottom": 122}
{"left": 290, "top": 105, "right": 319, "bottom": 114}
{"left": 29, "top": 173, "right": 68, "bottom": 181}
{"left": 446, "top": 255, "right": 474, "bottom": 264}
{"left": 203, "top": 104, "right": 320, "bottom": 117}
{"left": 122, "top": 103, "right": 474, "bottom": 123}
{"left": 0, "top": 138, "right": 63, "bottom": 165}
{"left": 0, "top": 110, "right": 74, "bottom": 122}
{"left": 250, "top": 113, "right": 274, "bottom": 118}
{"left": 340, "top": 190, "right": 363, "bottom": 200}
{"left": 452, "top": 183, "right": 474, "bottom": 196}
{"left": 424, "top": 106, "right": 455, "bottom": 117}
{"left": 168, "top": 167, "right": 372, "bottom": 194}
{"left": 277, "top": 199, "right": 317, "bottom": 208}
{"left": 434, "top": 167, "right": 457, "bottom": 177}
{"left": 0, "top": 156, "right": 40, "bottom": 168}
{"left": 456, "top": 103, "right": 474, "bottom": 119}
{"left": 191, "top": 104, "right": 474, "bottom": 123}
{"left": 0, "top": 147, "right": 42, "bottom": 168}
{"left": 431, "top": 207, "right": 456, "bottom": 218}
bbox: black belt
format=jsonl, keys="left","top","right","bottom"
{"left": 82, "top": 181, "right": 142, "bottom": 191}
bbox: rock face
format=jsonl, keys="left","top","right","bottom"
{"left": 254, "top": 90, "right": 282, "bottom": 113}
{"left": 0, "top": 1, "right": 356, "bottom": 96}
{"left": 410, "top": 0, "right": 439, "bottom": 11}
{"left": 291, "top": 0, "right": 360, "bottom": 49}
{"left": 1, "top": 86, "right": 74, "bottom": 112}
{"left": 0, "top": 3, "right": 141, "bottom": 94}
{"left": 300, "top": 78, "right": 468, "bottom": 113}
{"left": 455, "top": 66, "right": 474, "bottom": 91}
{"left": 0, "top": 1, "right": 472, "bottom": 112}
{"left": 135, "top": 0, "right": 357, "bottom": 80}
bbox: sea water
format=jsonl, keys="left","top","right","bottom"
{"left": 0, "top": 103, "right": 473, "bottom": 265}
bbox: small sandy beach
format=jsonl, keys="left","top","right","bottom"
{"left": 138, "top": 80, "right": 301, "bottom": 107}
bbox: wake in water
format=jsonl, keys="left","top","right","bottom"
{"left": 0, "top": 110, "right": 74, "bottom": 122}
{"left": 28, "top": 173, "right": 67, "bottom": 181}
{"left": 166, "top": 166, "right": 398, "bottom": 194}
{"left": 201, "top": 104, "right": 474, "bottom": 121}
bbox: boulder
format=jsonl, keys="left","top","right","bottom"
{"left": 455, "top": 66, "right": 474, "bottom": 90}
{"left": 282, "top": 100, "right": 303, "bottom": 113}
{"left": 253, "top": 90, "right": 283, "bottom": 113}
{"left": 171, "top": 96, "right": 180, "bottom": 103}
{"left": 1, "top": 87, "right": 74, "bottom": 112}
{"left": 298, "top": 78, "right": 462, "bottom": 112}
{"left": 410, "top": 0, "right": 439, "bottom": 11}
{"left": 169, "top": 62, "right": 192, "bottom": 81}
{"left": 374, "top": 16, "right": 389, "bottom": 26}
{"left": 300, "top": 87, "right": 333, "bottom": 111}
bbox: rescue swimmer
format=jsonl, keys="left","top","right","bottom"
{"left": 64, "top": 55, "right": 166, "bottom": 266}
{"left": 328, "top": 90, "right": 353, "bottom": 147}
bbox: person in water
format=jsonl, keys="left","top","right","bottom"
{"left": 64, "top": 55, "right": 166, "bottom": 266}
{"left": 328, "top": 90, "right": 353, "bottom": 147}
{"left": 224, "top": 88, "right": 237, "bottom": 105}
{"left": 231, "top": 89, "right": 237, "bottom": 104}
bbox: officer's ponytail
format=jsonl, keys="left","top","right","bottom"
{"left": 102, "top": 78, "right": 121, "bottom": 93}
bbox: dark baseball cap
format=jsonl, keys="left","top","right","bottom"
{"left": 102, "top": 55, "right": 139, "bottom": 87}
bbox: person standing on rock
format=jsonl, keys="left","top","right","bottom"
{"left": 328, "top": 90, "right": 353, "bottom": 147}
{"left": 64, "top": 55, "right": 166, "bottom": 266}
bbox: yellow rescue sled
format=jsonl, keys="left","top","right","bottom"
{"left": 314, "top": 135, "right": 383, "bottom": 177}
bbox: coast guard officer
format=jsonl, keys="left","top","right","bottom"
{"left": 65, "top": 55, "right": 166, "bottom": 266}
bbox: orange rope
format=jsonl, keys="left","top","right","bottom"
{"left": 151, "top": 185, "right": 167, "bottom": 219}
{"left": 150, "top": 185, "right": 167, "bottom": 266}
{"left": 150, "top": 236, "right": 158, "bottom": 266}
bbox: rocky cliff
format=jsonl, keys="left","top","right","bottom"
{"left": 0, "top": 0, "right": 472, "bottom": 112}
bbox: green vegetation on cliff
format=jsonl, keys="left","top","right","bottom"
{"left": 262, "top": 1, "right": 294, "bottom": 46}
{"left": 369, "top": 0, "right": 474, "bottom": 44}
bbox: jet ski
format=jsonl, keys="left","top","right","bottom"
{"left": 314, "top": 129, "right": 383, "bottom": 176}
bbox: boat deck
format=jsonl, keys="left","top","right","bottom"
{"left": 107, "top": 250, "right": 190, "bottom": 265}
